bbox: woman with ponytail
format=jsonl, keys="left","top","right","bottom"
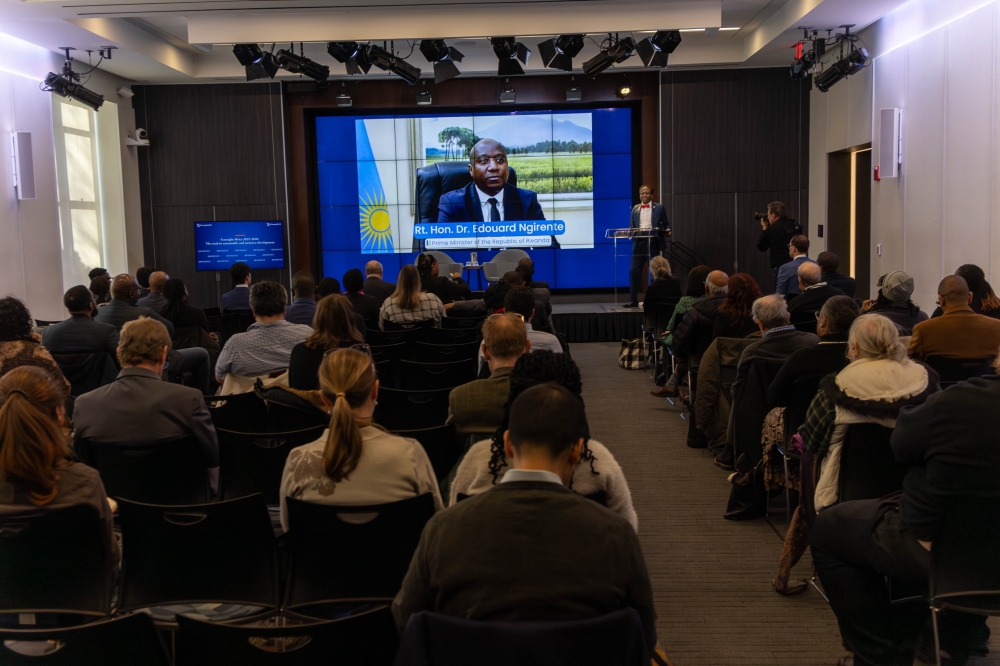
{"left": 278, "top": 347, "right": 443, "bottom": 532}
{"left": 0, "top": 366, "right": 118, "bottom": 564}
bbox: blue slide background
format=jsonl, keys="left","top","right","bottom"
{"left": 315, "top": 108, "right": 635, "bottom": 290}
{"left": 194, "top": 220, "right": 286, "bottom": 271}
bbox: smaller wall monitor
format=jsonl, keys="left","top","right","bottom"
{"left": 194, "top": 220, "right": 286, "bottom": 271}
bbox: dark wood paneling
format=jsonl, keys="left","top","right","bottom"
{"left": 672, "top": 193, "right": 737, "bottom": 275}
{"left": 736, "top": 70, "right": 805, "bottom": 193}
{"left": 670, "top": 70, "right": 740, "bottom": 195}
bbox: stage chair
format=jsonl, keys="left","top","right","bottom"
{"left": 399, "top": 359, "right": 475, "bottom": 391}
{"left": 217, "top": 425, "right": 328, "bottom": 504}
{"left": 482, "top": 249, "right": 530, "bottom": 284}
{"left": 283, "top": 494, "right": 436, "bottom": 612}
{"left": 414, "top": 340, "right": 481, "bottom": 363}
{"left": 416, "top": 251, "right": 463, "bottom": 277}
{"left": 0, "top": 613, "right": 170, "bottom": 666}
{"left": 374, "top": 387, "right": 452, "bottom": 430}
{"left": 390, "top": 424, "right": 460, "bottom": 482}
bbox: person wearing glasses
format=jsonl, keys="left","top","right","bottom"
{"left": 278, "top": 347, "right": 444, "bottom": 532}
{"left": 907, "top": 275, "right": 1000, "bottom": 361}
{"left": 774, "top": 235, "right": 815, "bottom": 298}
{"left": 787, "top": 262, "right": 846, "bottom": 327}
{"left": 288, "top": 294, "right": 365, "bottom": 391}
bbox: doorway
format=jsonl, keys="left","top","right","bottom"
{"left": 827, "top": 145, "right": 871, "bottom": 299}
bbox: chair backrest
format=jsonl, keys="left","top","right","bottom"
{"left": 374, "top": 387, "right": 452, "bottom": 430}
{"left": 219, "top": 312, "right": 256, "bottom": 346}
{"left": 174, "top": 606, "right": 398, "bottom": 666}
{"left": 923, "top": 355, "right": 994, "bottom": 383}
{"left": 395, "top": 608, "right": 649, "bottom": 666}
{"left": 283, "top": 493, "right": 436, "bottom": 608}
{"left": 643, "top": 298, "right": 679, "bottom": 337}
{"left": 930, "top": 498, "right": 1000, "bottom": 615}
{"left": 399, "top": 359, "right": 476, "bottom": 391}
{"left": 417, "top": 251, "right": 463, "bottom": 277}
{"left": 415, "top": 161, "right": 518, "bottom": 224}
{"left": 384, "top": 317, "right": 435, "bottom": 332}
{"left": 0, "top": 612, "right": 170, "bottom": 666}
{"left": 414, "top": 340, "right": 481, "bottom": 363}
{"left": 419, "top": 326, "right": 481, "bottom": 345}
{"left": 837, "top": 423, "right": 908, "bottom": 503}
{"left": 50, "top": 352, "right": 118, "bottom": 397}
{"left": 207, "top": 392, "right": 327, "bottom": 433}
{"left": 483, "top": 249, "right": 530, "bottom": 282}
{"left": 218, "top": 425, "right": 328, "bottom": 504}
{"left": 0, "top": 503, "right": 114, "bottom": 616}
{"left": 368, "top": 327, "right": 421, "bottom": 348}
{"left": 75, "top": 436, "right": 211, "bottom": 505}
{"left": 442, "top": 315, "right": 487, "bottom": 330}
{"left": 117, "top": 494, "right": 278, "bottom": 613}
{"left": 390, "top": 424, "right": 459, "bottom": 482}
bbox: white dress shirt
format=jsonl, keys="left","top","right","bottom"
{"left": 501, "top": 468, "right": 563, "bottom": 485}
{"left": 477, "top": 186, "right": 504, "bottom": 222}
{"left": 638, "top": 203, "right": 652, "bottom": 230}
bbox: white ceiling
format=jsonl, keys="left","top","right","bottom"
{"left": 0, "top": 0, "right": 910, "bottom": 83}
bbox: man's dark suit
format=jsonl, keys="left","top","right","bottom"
{"left": 346, "top": 292, "right": 380, "bottom": 325}
{"left": 787, "top": 284, "right": 847, "bottom": 325}
{"left": 362, "top": 277, "right": 395, "bottom": 305}
{"left": 136, "top": 292, "right": 168, "bottom": 314}
{"left": 756, "top": 217, "right": 799, "bottom": 268}
{"left": 221, "top": 286, "right": 252, "bottom": 313}
{"left": 41, "top": 314, "right": 119, "bottom": 356}
{"left": 628, "top": 202, "right": 670, "bottom": 304}
{"left": 94, "top": 299, "right": 175, "bottom": 337}
{"left": 822, "top": 271, "right": 856, "bottom": 299}
{"left": 392, "top": 479, "right": 656, "bottom": 653}
{"left": 437, "top": 183, "right": 545, "bottom": 223}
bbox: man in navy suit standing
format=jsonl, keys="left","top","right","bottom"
{"left": 624, "top": 185, "right": 671, "bottom": 308}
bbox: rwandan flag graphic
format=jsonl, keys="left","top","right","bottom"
{"left": 356, "top": 121, "right": 394, "bottom": 253}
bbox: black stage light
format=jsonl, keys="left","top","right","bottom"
{"left": 815, "top": 46, "right": 868, "bottom": 92}
{"left": 275, "top": 48, "right": 330, "bottom": 82}
{"left": 233, "top": 43, "right": 262, "bottom": 66}
{"left": 328, "top": 41, "right": 373, "bottom": 75}
{"left": 582, "top": 35, "right": 636, "bottom": 79}
{"left": 491, "top": 37, "right": 530, "bottom": 76}
{"left": 538, "top": 34, "right": 584, "bottom": 71}
{"left": 43, "top": 49, "right": 104, "bottom": 111}
{"left": 419, "top": 39, "right": 464, "bottom": 83}
{"left": 247, "top": 51, "right": 279, "bottom": 81}
{"left": 365, "top": 44, "right": 422, "bottom": 84}
{"left": 636, "top": 30, "right": 682, "bottom": 68}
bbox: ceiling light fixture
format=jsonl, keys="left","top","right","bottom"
{"left": 327, "top": 42, "right": 373, "bottom": 76}
{"left": 719, "top": 27, "right": 740, "bottom": 31}
{"left": 419, "top": 40, "right": 464, "bottom": 84}
{"left": 815, "top": 45, "right": 868, "bottom": 92}
{"left": 335, "top": 82, "right": 352, "bottom": 107}
{"left": 537, "top": 34, "right": 584, "bottom": 72}
{"left": 581, "top": 34, "right": 637, "bottom": 79}
{"left": 679, "top": 28, "right": 705, "bottom": 33}
{"left": 233, "top": 44, "right": 279, "bottom": 81}
{"left": 491, "top": 37, "right": 531, "bottom": 76}
{"left": 274, "top": 45, "right": 330, "bottom": 82}
{"left": 636, "top": 30, "right": 682, "bottom": 68}
{"left": 366, "top": 43, "right": 422, "bottom": 84}
{"left": 42, "top": 48, "right": 105, "bottom": 111}
{"left": 500, "top": 80, "right": 516, "bottom": 103}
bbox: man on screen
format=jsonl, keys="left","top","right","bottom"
{"left": 437, "top": 139, "right": 545, "bottom": 223}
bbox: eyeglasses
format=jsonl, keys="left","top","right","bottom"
{"left": 487, "top": 312, "right": 524, "bottom": 322}
{"left": 323, "top": 343, "right": 372, "bottom": 358}
{"left": 814, "top": 311, "right": 822, "bottom": 320}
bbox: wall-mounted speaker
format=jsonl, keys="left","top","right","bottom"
{"left": 879, "top": 108, "right": 901, "bottom": 178}
{"left": 11, "top": 132, "right": 35, "bottom": 200}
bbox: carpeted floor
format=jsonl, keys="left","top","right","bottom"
{"left": 572, "top": 342, "right": 1000, "bottom": 666}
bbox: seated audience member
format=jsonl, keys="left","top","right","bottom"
{"left": 0, "top": 366, "right": 118, "bottom": 566}
{"left": 642, "top": 256, "right": 683, "bottom": 331}
{"left": 343, "top": 268, "right": 380, "bottom": 325}
{"left": 787, "top": 262, "right": 846, "bottom": 325}
{"left": 88, "top": 267, "right": 110, "bottom": 283}
{"left": 811, "top": 351, "right": 998, "bottom": 666}
{"left": 712, "top": 273, "right": 762, "bottom": 340}
{"left": 671, "top": 270, "right": 730, "bottom": 362}
{"left": 215, "top": 281, "right": 312, "bottom": 383}
{"left": 221, "top": 262, "right": 252, "bottom": 313}
{"left": 72, "top": 317, "right": 219, "bottom": 488}
{"left": 693, "top": 330, "right": 763, "bottom": 457}
{"left": 288, "top": 295, "right": 364, "bottom": 391}
{"left": 509, "top": 265, "right": 553, "bottom": 332}
{"left": 504, "top": 287, "right": 563, "bottom": 354}
{"left": 279, "top": 347, "right": 443, "bottom": 532}
{"left": 722, "top": 295, "right": 818, "bottom": 501}
{"left": 516, "top": 256, "right": 549, "bottom": 289}
{"left": 451, "top": 350, "right": 638, "bottom": 530}
{"left": 285, "top": 271, "right": 319, "bottom": 326}
{"left": 931, "top": 263, "right": 1000, "bottom": 320}
{"left": 651, "top": 264, "right": 712, "bottom": 397}
{"left": 317, "top": 277, "right": 341, "bottom": 299}
{"left": 380, "top": 265, "right": 445, "bottom": 330}
{"left": 450, "top": 314, "right": 528, "bottom": 438}
{"left": 775, "top": 235, "right": 815, "bottom": 297}
{"left": 908, "top": 275, "right": 1000, "bottom": 361}
{"left": 816, "top": 251, "right": 856, "bottom": 298}
{"left": 449, "top": 281, "right": 510, "bottom": 318}
{"left": 41, "top": 286, "right": 119, "bottom": 357}
{"left": 861, "top": 271, "right": 928, "bottom": 335}
{"left": 0, "top": 297, "right": 71, "bottom": 397}
{"left": 89, "top": 275, "right": 111, "bottom": 306}
{"left": 162, "top": 278, "right": 221, "bottom": 367}
{"left": 395, "top": 381, "right": 654, "bottom": 654}
{"left": 135, "top": 265, "right": 154, "bottom": 299}
{"left": 362, "top": 261, "right": 395, "bottom": 305}
{"left": 136, "top": 271, "right": 169, "bottom": 313}
{"left": 416, "top": 253, "right": 470, "bottom": 304}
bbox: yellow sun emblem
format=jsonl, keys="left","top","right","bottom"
{"left": 359, "top": 191, "right": 393, "bottom": 253}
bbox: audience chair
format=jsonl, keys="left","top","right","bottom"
{"left": 643, "top": 299, "right": 679, "bottom": 381}
{"left": 0, "top": 504, "right": 115, "bottom": 620}
{"left": 390, "top": 424, "right": 460, "bottom": 482}
{"left": 74, "top": 436, "right": 212, "bottom": 505}
{"left": 0, "top": 612, "right": 170, "bottom": 666}
{"left": 374, "top": 387, "right": 452, "bottom": 430}
{"left": 375, "top": 358, "right": 396, "bottom": 389}
{"left": 395, "top": 608, "right": 650, "bottom": 666}
{"left": 414, "top": 340, "right": 481, "bottom": 363}
{"left": 419, "top": 326, "right": 480, "bottom": 345}
{"left": 219, "top": 312, "right": 255, "bottom": 346}
{"left": 441, "top": 315, "right": 487, "bottom": 330}
{"left": 208, "top": 392, "right": 327, "bottom": 433}
{"left": 384, "top": 318, "right": 435, "bottom": 332}
{"left": 50, "top": 352, "right": 118, "bottom": 397}
{"left": 837, "top": 423, "right": 908, "bottom": 503}
{"left": 33, "top": 319, "right": 62, "bottom": 328}
{"left": 923, "top": 356, "right": 994, "bottom": 385}
{"left": 399, "top": 359, "right": 476, "bottom": 391}
{"left": 117, "top": 494, "right": 279, "bottom": 622}
{"left": 218, "top": 425, "right": 328, "bottom": 504}
{"left": 174, "top": 606, "right": 398, "bottom": 666}
{"left": 283, "top": 494, "right": 436, "bottom": 611}
{"left": 368, "top": 328, "right": 421, "bottom": 348}
{"left": 482, "top": 249, "right": 530, "bottom": 284}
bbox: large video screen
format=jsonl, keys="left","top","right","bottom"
{"left": 194, "top": 220, "right": 286, "bottom": 271}
{"left": 315, "top": 107, "right": 636, "bottom": 289}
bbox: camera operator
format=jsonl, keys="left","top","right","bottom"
{"left": 756, "top": 202, "right": 800, "bottom": 287}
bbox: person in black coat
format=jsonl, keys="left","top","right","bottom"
{"left": 417, "top": 253, "right": 470, "bottom": 304}
{"left": 624, "top": 185, "right": 671, "bottom": 308}
{"left": 362, "top": 261, "right": 396, "bottom": 306}
{"left": 787, "top": 263, "right": 846, "bottom": 326}
{"left": 755, "top": 201, "right": 800, "bottom": 282}
{"left": 670, "top": 271, "right": 730, "bottom": 362}
{"left": 642, "top": 256, "right": 683, "bottom": 332}
{"left": 41, "top": 286, "right": 119, "bottom": 357}
{"left": 343, "top": 268, "right": 380, "bottom": 326}
{"left": 817, "top": 251, "right": 856, "bottom": 299}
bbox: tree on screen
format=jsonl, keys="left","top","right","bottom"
{"left": 437, "top": 127, "right": 481, "bottom": 160}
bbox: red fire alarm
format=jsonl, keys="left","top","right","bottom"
{"left": 874, "top": 165, "right": 881, "bottom": 182}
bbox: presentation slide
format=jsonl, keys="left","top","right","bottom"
{"left": 315, "top": 107, "right": 635, "bottom": 290}
{"left": 194, "top": 220, "right": 286, "bottom": 271}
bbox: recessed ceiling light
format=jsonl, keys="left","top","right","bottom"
{"left": 719, "top": 27, "right": 740, "bottom": 31}
{"left": 679, "top": 28, "right": 705, "bottom": 33}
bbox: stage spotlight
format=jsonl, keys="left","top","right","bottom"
{"left": 491, "top": 37, "right": 531, "bottom": 76}
{"left": 365, "top": 44, "right": 422, "bottom": 84}
{"left": 500, "top": 81, "right": 516, "bottom": 104}
{"left": 636, "top": 30, "right": 682, "bottom": 68}
{"left": 42, "top": 49, "right": 104, "bottom": 111}
{"left": 789, "top": 50, "right": 815, "bottom": 80}
{"left": 538, "top": 34, "right": 584, "bottom": 71}
{"left": 234, "top": 44, "right": 279, "bottom": 81}
{"left": 581, "top": 35, "right": 636, "bottom": 79}
{"left": 419, "top": 39, "right": 464, "bottom": 83}
{"left": 327, "top": 41, "right": 373, "bottom": 75}
{"left": 815, "top": 46, "right": 868, "bottom": 92}
{"left": 275, "top": 48, "right": 330, "bottom": 82}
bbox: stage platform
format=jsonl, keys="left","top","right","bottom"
{"left": 550, "top": 299, "right": 644, "bottom": 343}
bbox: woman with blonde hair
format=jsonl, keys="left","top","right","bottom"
{"left": 771, "top": 313, "right": 936, "bottom": 595}
{"left": 279, "top": 347, "right": 443, "bottom": 531}
{"left": 379, "top": 264, "right": 445, "bottom": 329}
{"left": 0, "top": 366, "right": 118, "bottom": 564}
{"left": 288, "top": 294, "right": 364, "bottom": 391}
